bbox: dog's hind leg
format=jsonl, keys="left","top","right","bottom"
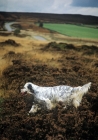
{"left": 72, "top": 82, "right": 91, "bottom": 108}
{"left": 73, "top": 99, "right": 80, "bottom": 108}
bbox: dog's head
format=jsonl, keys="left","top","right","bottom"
{"left": 21, "top": 83, "right": 34, "bottom": 95}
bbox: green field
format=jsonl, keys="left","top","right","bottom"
{"left": 43, "top": 23, "right": 98, "bottom": 39}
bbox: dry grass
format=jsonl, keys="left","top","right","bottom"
{"left": 0, "top": 35, "right": 97, "bottom": 73}
{"left": 25, "top": 50, "right": 61, "bottom": 67}
{"left": 0, "top": 36, "right": 61, "bottom": 73}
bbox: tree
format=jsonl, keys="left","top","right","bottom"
{"left": 39, "top": 21, "right": 43, "bottom": 28}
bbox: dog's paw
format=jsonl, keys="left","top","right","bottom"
{"left": 29, "top": 105, "right": 38, "bottom": 114}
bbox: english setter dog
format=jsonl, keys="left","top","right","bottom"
{"left": 21, "top": 82, "right": 91, "bottom": 114}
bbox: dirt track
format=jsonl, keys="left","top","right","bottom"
{"left": 0, "top": 40, "right": 98, "bottom": 140}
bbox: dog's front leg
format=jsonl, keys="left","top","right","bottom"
{"left": 29, "top": 104, "right": 38, "bottom": 114}
{"left": 44, "top": 99, "right": 53, "bottom": 110}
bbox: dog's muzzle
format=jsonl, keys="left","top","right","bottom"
{"left": 21, "top": 89, "right": 27, "bottom": 95}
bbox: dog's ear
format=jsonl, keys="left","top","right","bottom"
{"left": 27, "top": 84, "right": 34, "bottom": 93}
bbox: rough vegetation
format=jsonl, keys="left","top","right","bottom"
{"left": 0, "top": 39, "right": 20, "bottom": 47}
{"left": 0, "top": 41, "right": 98, "bottom": 140}
{"left": 0, "top": 12, "right": 98, "bottom": 25}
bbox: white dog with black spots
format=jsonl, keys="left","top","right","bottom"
{"left": 21, "top": 82, "right": 91, "bottom": 114}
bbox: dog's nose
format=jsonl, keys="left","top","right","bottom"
{"left": 21, "top": 89, "right": 24, "bottom": 93}
{"left": 21, "top": 89, "right": 25, "bottom": 94}
{"left": 21, "top": 89, "right": 27, "bottom": 95}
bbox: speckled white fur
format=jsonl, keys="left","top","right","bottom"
{"left": 21, "top": 82, "right": 91, "bottom": 113}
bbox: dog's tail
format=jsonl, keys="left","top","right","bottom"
{"left": 72, "top": 82, "right": 91, "bottom": 108}
{"left": 80, "top": 82, "right": 91, "bottom": 94}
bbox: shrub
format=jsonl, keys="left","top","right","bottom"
{"left": 39, "top": 22, "right": 43, "bottom": 28}
{"left": 14, "top": 28, "right": 20, "bottom": 36}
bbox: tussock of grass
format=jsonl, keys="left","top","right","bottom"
{"left": 44, "top": 42, "right": 75, "bottom": 50}
{"left": 0, "top": 60, "right": 12, "bottom": 76}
